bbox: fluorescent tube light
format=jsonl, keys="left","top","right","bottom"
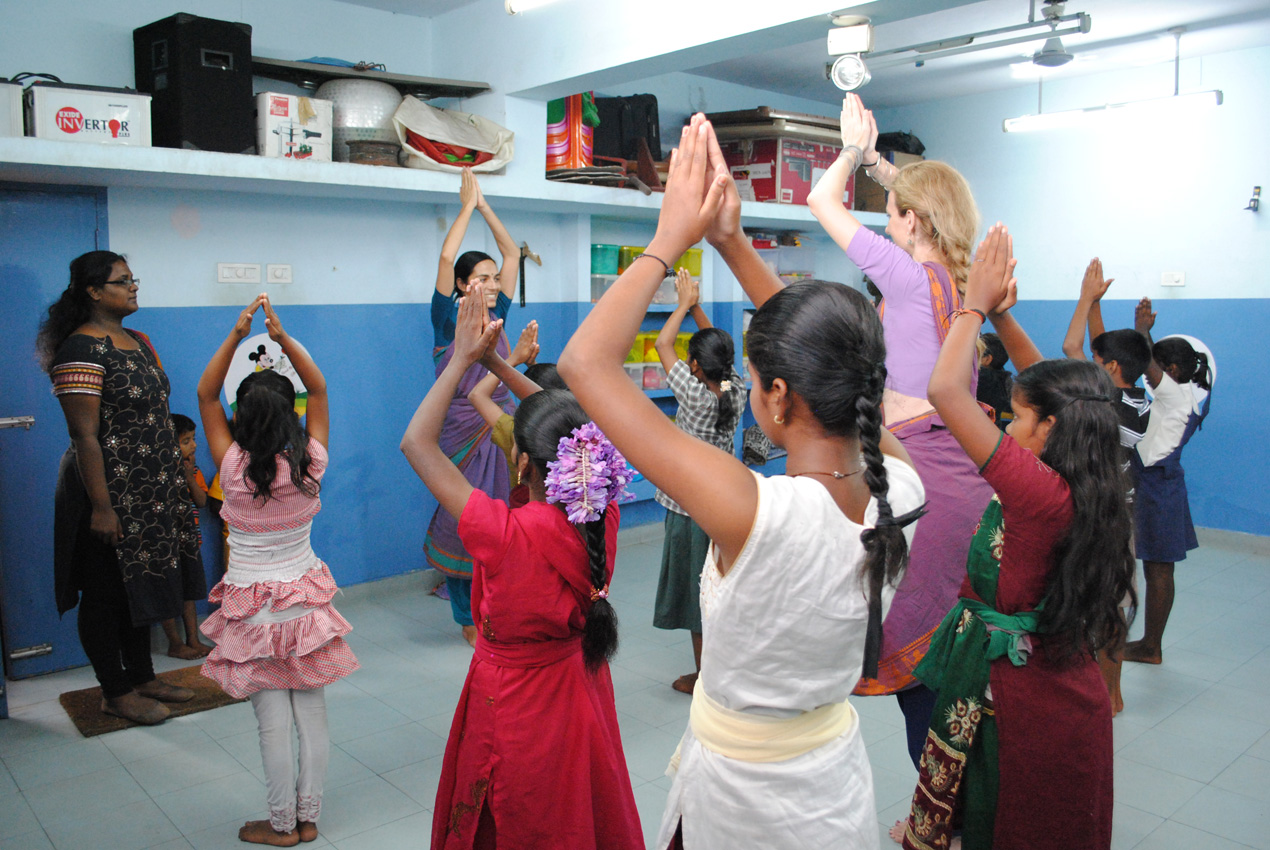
{"left": 505, "top": 0, "right": 561, "bottom": 13}
{"left": 1002, "top": 89, "right": 1223, "bottom": 132}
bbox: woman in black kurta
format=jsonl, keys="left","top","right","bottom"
{"left": 40, "top": 250, "right": 200, "bottom": 725}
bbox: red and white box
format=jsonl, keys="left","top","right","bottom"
{"left": 1, "top": 81, "right": 23, "bottom": 137}
{"left": 24, "top": 82, "right": 151, "bottom": 145}
{"left": 256, "top": 92, "right": 333, "bottom": 161}
{"left": 719, "top": 137, "right": 853, "bottom": 207}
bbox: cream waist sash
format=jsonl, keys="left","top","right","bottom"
{"left": 225, "top": 523, "right": 319, "bottom": 587}
{"left": 684, "top": 679, "right": 858, "bottom": 765}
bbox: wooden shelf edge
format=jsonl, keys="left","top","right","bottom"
{"left": 252, "top": 56, "right": 490, "bottom": 100}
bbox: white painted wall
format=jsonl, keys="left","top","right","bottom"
{"left": 871, "top": 45, "right": 1270, "bottom": 301}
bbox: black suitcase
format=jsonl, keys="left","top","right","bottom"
{"left": 594, "top": 94, "right": 661, "bottom": 162}
{"left": 133, "top": 13, "right": 254, "bottom": 153}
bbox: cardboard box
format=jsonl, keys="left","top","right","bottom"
{"left": 854, "top": 151, "right": 926, "bottom": 213}
{"left": 720, "top": 137, "right": 853, "bottom": 207}
{"left": 25, "top": 82, "right": 151, "bottom": 145}
{"left": 1, "top": 82, "right": 22, "bottom": 137}
{"left": 256, "top": 93, "right": 333, "bottom": 161}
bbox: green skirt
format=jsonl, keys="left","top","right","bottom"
{"left": 652, "top": 510, "right": 710, "bottom": 632}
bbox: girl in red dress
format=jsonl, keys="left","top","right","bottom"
{"left": 401, "top": 285, "right": 644, "bottom": 850}
{"left": 894, "top": 226, "right": 1135, "bottom": 850}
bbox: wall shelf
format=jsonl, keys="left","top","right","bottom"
{"left": 251, "top": 56, "right": 489, "bottom": 100}
{"left": 0, "top": 138, "right": 888, "bottom": 229}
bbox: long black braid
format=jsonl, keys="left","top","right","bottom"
{"left": 747, "top": 281, "right": 924, "bottom": 679}
{"left": 513, "top": 390, "right": 620, "bottom": 672}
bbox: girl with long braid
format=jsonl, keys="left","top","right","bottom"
{"left": 401, "top": 286, "right": 643, "bottom": 850}
{"left": 560, "top": 115, "right": 925, "bottom": 850}
{"left": 894, "top": 226, "right": 1132, "bottom": 850}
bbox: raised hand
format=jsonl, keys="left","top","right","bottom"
{"left": 703, "top": 123, "right": 744, "bottom": 249}
{"left": 510, "top": 320, "right": 539, "bottom": 366}
{"left": 654, "top": 114, "right": 728, "bottom": 255}
{"left": 839, "top": 94, "right": 872, "bottom": 152}
{"left": 966, "top": 224, "right": 1017, "bottom": 315}
{"left": 454, "top": 282, "right": 499, "bottom": 368}
{"left": 675, "top": 268, "right": 699, "bottom": 309}
{"left": 261, "top": 295, "right": 288, "bottom": 343}
{"left": 1080, "top": 258, "right": 1114, "bottom": 303}
{"left": 233, "top": 294, "right": 265, "bottom": 339}
{"left": 459, "top": 167, "right": 479, "bottom": 211}
{"left": 865, "top": 110, "right": 879, "bottom": 162}
{"left": 1135, "top": 297, "right": 1156, "bottom": 334}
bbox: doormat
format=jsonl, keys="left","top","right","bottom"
{"left": 58, "top": 664, "right": 246, "bottom": 737}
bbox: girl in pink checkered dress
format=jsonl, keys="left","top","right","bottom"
{"left": 198, "top": 294, "right": 359, "bottom": 847}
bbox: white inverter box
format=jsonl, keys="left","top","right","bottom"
{"left": 256, "top": 93, "right": 333, "bottom": 161}
{"left": 0, "top": 81, "right": 23, "bottom": 137}
{"left": 25, "top": 82, "right": 151, "bottom": 146}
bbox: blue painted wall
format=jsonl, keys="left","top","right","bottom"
{"left": 1007, "top": 299, "right": 1265, "bottom": 536}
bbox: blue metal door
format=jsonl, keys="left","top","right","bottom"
{"left": 0, "top": 185, "right": 108, "bottom": 691}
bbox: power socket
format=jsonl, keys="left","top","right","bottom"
{"left": 217, "top": 263, "right": 261, "bottom": 284}
{"left": 1161, "top": 272, "right": 1185, "bottom": 287}
{"left": 266, "top": 264, "right": 293, "bottom": 284}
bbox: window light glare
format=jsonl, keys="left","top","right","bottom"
{"left": 1003, "top": 89, "right": 1222, "bottom": 132}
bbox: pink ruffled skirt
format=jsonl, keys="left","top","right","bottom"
{"left": 201, "top": 562, "right": 359, "bottom": 699}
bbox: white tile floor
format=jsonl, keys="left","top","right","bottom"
{"left": 2, "top": 525, "right": 1268, "bottom": 850}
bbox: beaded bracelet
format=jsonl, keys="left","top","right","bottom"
{"left": 632, "top": 252, "right": 673, "bottom": 277}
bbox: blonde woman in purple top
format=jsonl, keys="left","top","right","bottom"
{"left": 807, "top": 93, "right": 994, "bottom": 768}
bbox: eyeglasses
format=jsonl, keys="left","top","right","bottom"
{"left": 104, "top": 277, "right": 140, "bottom": 287}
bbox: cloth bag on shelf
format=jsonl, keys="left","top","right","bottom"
{"left": 393, "top": 95, "right": 515, "bottom": 172}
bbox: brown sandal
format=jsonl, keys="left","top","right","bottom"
{"left": 101, "top": 694, "right": 170, "bottom": 725}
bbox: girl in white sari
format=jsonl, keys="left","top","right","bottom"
{"left": 559, "top": 116, "right": 925, "bottom": 850}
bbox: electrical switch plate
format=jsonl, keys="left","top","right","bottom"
{"left": 266, "top": 264, "right": 293, "bottom": 283}
{"left": 217, "top": 263, "right": 262, "bottom": 284}
{"left": 1161, "top": 271, "right": 1185, "bottom": 287}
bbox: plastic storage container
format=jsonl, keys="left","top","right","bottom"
{"left": 674, "top": 248, "right": 703, "bottom": 276}
{"left": 591, "top": 274, "right": 618, "bottom": 302}
{"left": 618, "top": 245, "right": 645, "bottom": 273}
{"left": 591, "top": 243, "right": 619, "bottom": 275}
{"left": 642, "top": 364, "right": 669, "bottom": 390}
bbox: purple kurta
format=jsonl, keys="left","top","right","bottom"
{"left": 846, "top": 227, "right": 994, "bottom": 695}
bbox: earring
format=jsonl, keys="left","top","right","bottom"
{"left": 774, "top": 414, "right": 785, "bottom": 425}
{"left": 907, "top": 237, "right": 914, "bottom": 247}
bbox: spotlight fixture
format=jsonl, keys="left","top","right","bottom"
{"left": 826, "top": 15, "right": 873, "bottom": 91}
{"left": 829, "top": 54, "right": 872, "bottom": 91}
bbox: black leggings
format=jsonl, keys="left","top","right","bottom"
{"left": 897, "top": 683, "right": 939, "bottom": 769}
{"left": 76, "top": 542, "right": 154, "bottom": 699}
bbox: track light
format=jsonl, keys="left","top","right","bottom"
{"left": 827, "top": 15, "right": 873, "bottom": 91}
{"left": 504, "top": 0, "right": 560, "bottom": 14}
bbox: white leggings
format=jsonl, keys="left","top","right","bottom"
{"left": 250, "top": 687, "right": 329, "bottom": 832}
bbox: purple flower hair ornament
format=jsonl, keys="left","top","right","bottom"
{"left": 544, "top": 421, "right": 635, "bottom": 524}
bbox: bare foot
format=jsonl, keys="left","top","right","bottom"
{"left": 297, "top": 822, "right": 318, "bottom": 843}
{"left": 238, "top": 821, "right": 299, "bottom": 846}
{"left": 167, "top": 643, "right": 202, "bottom": 660}
{"left": 888, "top": 820, "right": 907, "bottom": 844}
{"left": 102, "top": 692, "right": 169, "bottom": 725}
{"left": 187, "top": 638, "right": 214, "bottom": 657}
{"left": 671, "top": 672, "right": 698, "bottom": 695}
{"left": 1122, "top": 640, "right": 1162, "bottom": 664}
{"left": 461, "top": 625, "right": 478, "bottom": 647}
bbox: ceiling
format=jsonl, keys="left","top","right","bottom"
{"left": 336, "top": 0, "right": 1270, "bottom": 108}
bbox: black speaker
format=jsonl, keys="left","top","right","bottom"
{"left": 133, "top": 13, "right": 254, "bottom": 153}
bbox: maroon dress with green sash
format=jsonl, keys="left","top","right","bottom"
{"left": 901, "top": 435, "right": 1113, "bottom": 850}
